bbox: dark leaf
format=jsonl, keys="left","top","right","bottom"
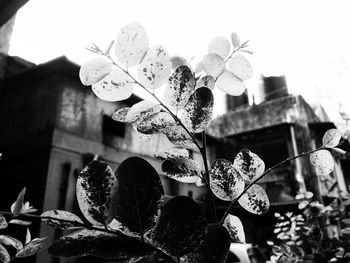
{"left": 76, "top": 160, "right": 117, "bottom": 227}
{"left": 181, "top": 87, "right": 214, "bottom": 133}
{"left": 162, "top": 158, "right": 201, "bottom": 183}
{"left": 41, "top": 210, "right": 84, "bottom": 229}
{"left": 48, "top": 229, "right": 153, "bottom": 259}
{"left": 114, "top": 157, "right": 164, "bottom": 238}
{"left": 182, "top": 224, "right": 231, "bottom": 263}
{"left": 149, "top": 196, "right": 207, "bottom": 259}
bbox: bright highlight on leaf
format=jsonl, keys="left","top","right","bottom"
{"left": 210, "top": 159, "right": 244, "bottom": 201}
{"left": 201, "top": 53, "right": 225, "bottom": 78}
{"left": 216, "top": 70, "right": 246, "bottom": 96}
{"left": 223, "top": 214, "right": 246, "bottom": 243}
{"left": 228, "top": 54, "right": 253, "bottom": 80}
{"left": 41, "top": 210, "right": 84, "bottom": 230}
{"left": 208, "top": 36, "right": 231, "bottom": 59}
{"left": 115, "top": 22, "right": 149, "bottom": 67}
{"left": 126, "top": 100, "right": 161, "bottom": 123}
{"left": 154, "top": 147, "right": 189, "bottom": 160}
{"left": 79, "top": 58, "right": 112, "bottom": 86}
{"left": 310, "top": 149, "right": 334, "bottom": 175}
{"left": 238, "top": 184, "right": 269, "bottom": 214}
{"left": 322, "top": 128, "right": 341, "bottom": 148}
{"left": 233, "top": 149, "right": 265, "bottom": 182}
{"left": 92, "top": 69, "right": 134, "bottom": 101}
{"left": 162, "top": 158, "right": 201, "bottom": 183}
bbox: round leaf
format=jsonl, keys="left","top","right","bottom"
{"left": 164, "top": 65, "right": 195, "bottom": 111}
{"left": 210, "top": 159, "right": 244, "bottom": 201}
{"left": 170, "top": 56, "right": 187, "bottom": 71}
{"left": 162, "top": 158, "right": 201, "bottom": 183}
{"left": 162, "top": 125, "right": 197, "bottom": 149}
{"left": 76, "top": 160, "right": 117, "bottom": 227}
{"left": 310, "top": 149, "right": 334, "bottom": 175}
{"left": 0, "top": 244, "right": 10, "bottom": 263}
{"left": 149, "top": 196, "right": 207, "bottom": 258}
{"left": 216, "top": 69, "right": 246, "bottom": 96}
{"left": 115, "top": 22, "right": 149, "bottom": 67}
{"left": 231, "top": 32, "right": 241, "bottom": 48}
{"left": 127, "top": 100, "right": 161, "bottom": 123}
{"left": 138, "top": 45, "right": 172, "bottom": 89}
{"left": 208, "top": 36, "right": 231, "bottom": 59}
{"left": 238, "top": 184, "right": 269, "bottom": 214}
{"left": 181, "top": 224, "right": 231, "bottom": 263}
{"left": 322, "top": 128, "right": 341, "bottom": 148}
{"left": 79, "top": 58, "right": 112, "bottom": 86}
{"left": 112, "top": 107, "right": 132, "bottom": 122}
{"left": 228, "top": 54, "right": 253, "bottom": 80}
{"left": 135, "top": 112, "right": 176, "bottom": 135}
{"left": 155, "top": 147, "right": 189, "bottom": 160}
{"left": 16, "top": 237, "right": 48, "bottom": 258}
{"left": 195, "top": 75, "right": 215, "bottom": 90}
{"left": 41, "top": 210, "right": 84, "bottom": 229}
{"left": 223, "top": 215, "right": 246, "bottom": 243}
{"left": 180, "top": 87, "right": 214, "bottom": 133}
{"left": 233, "top": 149, "right": 265, "bottom": 182}
{"left": 92, "top": 69, "right": 134, "bottom": 102}
{"left": 114, "top": 157, "right": 164, "bottom": 238}
{"left": 201, "top": 53, "right": 225, "bottom": 78}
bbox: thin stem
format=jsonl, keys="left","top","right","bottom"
{"left": 219, "top": 147, "right": 323, "bottom": 224}
{"left": 201, "top": 131, "right": 217, "bottom": 223}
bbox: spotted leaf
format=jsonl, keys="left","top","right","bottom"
{"left": 201, "top": 53, "right": 225, "bottom": 78}
{"left": 233, "top": 149, "right": 265, "bottom": 182}
{"left": 155, "top": 147, "right": 189, "bottom": 160}
{"left": 114, "top": 157, "right": 164, "bottom": 239}
{"left": 162, "top": 158, "right": 201, "bottom": 183}
{"left": 216, "top": 69, "right": 245, "bottom": 96}
{"left": 41, "top": 210, "right": 84, "bottom": 230}
{"left": 135, "top": 112, "right": 176, "bottom": 135}
{"left": 162, "top": 125, "right": 197, "bottom": 149}
{"left": 127, "top": 100, "right": 161, "bottom": 123}
{"left": 208, "top": 36, "right": 231, "bottom": 59}
{"left": 0, "top": 215, "right": 7, "bottom": 230}
{"left": 310, "top": 149, "right": 334, "bottom": 175}
{"left": 138, "top": 45, "right": 172, "bottom": 89}
{"left": 210, "top": 159, "right": 244, "bottom": 201}
{"left": 223, "top": 214, "right": 246, "bottom": 243}
{"left": 16, "top": 237, "right": 48, "bottom": 258}
{"left": 76, "top": 160, "right": 117, "bottom": 227}
{"left": 79, "top": 58, "right": 112, "bottom": 86}
{"left": 228, "top": 54, "right": 253, "bottom": 80}
{"left": 115, "top": 22, "right": 149, "bottom": 67}
{"left": 0, "top": 244, "right": 10, "bottom": 263}
{"left": 112, "top": 107, "right": 131, "bottom": 122}
{"left": 238, "top": 184, "right": 269, "bottom": 214}
{"left": 149, "top": 196, "right": 207, "bottom": 259}
{"left": 181, "top": 87, "right": 214, "bottom": 133}
{"left": 92, "top": 69, "right": 134, "bottom": 101}
{"left": 195, "top": 75, "right": 215, "bottom": 90}
{"left": 322, "top": 128, "right": 342, "bottom": 148}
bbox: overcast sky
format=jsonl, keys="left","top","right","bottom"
{"left": 9, "top": 0, "right": 350, "bottom": 120}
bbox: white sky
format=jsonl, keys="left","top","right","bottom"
{"left": 9, "top": 0, "right": 350, "bottom": 121}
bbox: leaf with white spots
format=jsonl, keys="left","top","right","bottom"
{"left": 164, "top": 65, "right": 195, "bottom": 111}
{"left": 0, "top": 244, "right": 10, "bottom": 263}
{"left": 180, "top": 87, "right": 214, "bottom": 133}
{"left": 135, "top": 112, "right": 176, "bottom": 134}
{"left": 76, "top": 160, "right": 117, "bottom": 227}
{"left": 0, "top": 215, "right": 7, "bottom": 230}
{"left": 228, "top": 54, "right": 253, "bottom": 80}
{"left": 231, "top": 32, "right": 241, "bottom": 48}
{"left": 238, "top": 184, "right": 269, "bottom": 214}
{"left": 322, "top": 128, "right": 342, "bottom": 148}
{"left": 112, "top": 107, "right": 131, "bottom": 122}
{"left": 16, "top": 237, "right": 48, "bottom": 258}
{"left": 233, "top": 149, "right": 265, "bottom": 182}
{"left": 92, "top": 69, "right": 134, "bottom": 102}
{"left": 223, "top": 215, "right": 246, "bottom": 243}
{"left": 155, "top": 147, "right": 189, "bottom": 161}
{"left": 162, "top": 125, "right": 197, "bottom": 150}
{"left": 0, "top": 235, "right": 23, "bottom": 252}
{"left": 216, "top": 69, "right": 246, "bottom": 96}
{"left": 41, "top": 210, "right": 84, "bottom": 230}
{"left": 127, "top": 100, "right": 161, "bottom": 123}
{"left": 170, "top": 56, "right": 187, "bottom": 71}
{"left": 137, "top": 45, "right": 172, "bottom": 89}
{"left": 79, "top": 58, "right": 112, "bottom": 86}
{"left": 195, "top": 75, "right": 215, "bottom": 90}
{"left": 201, "top": 53, "right": 225, "bottom": 78}
{"left": 115, "top": 22, "right": 149, "bottom": 67}
{"left": 210, "top": 159, "right": 244, "bottom": 201}
{"left": 162, "top": 158, "right": 201, "bottom": 183}
{"left": 208, "top": 36, "right": 231, "bottom": 59}
{"left": 310, "top": 150, "right": 334, "bottom": 175}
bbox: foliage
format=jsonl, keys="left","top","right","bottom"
{"left": 0, "top": 22, "right": 346, "bottom": 263}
